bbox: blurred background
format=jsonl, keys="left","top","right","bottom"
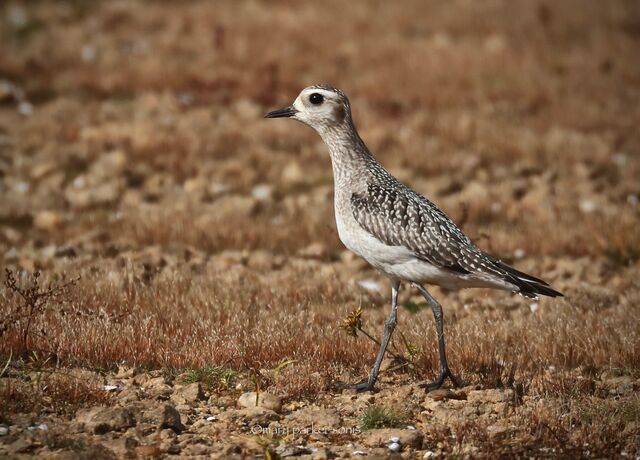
{"left": 0, "top": 1, "right": 639, "bottom": 455}
{"left": 1, "top": 0, "right": 638, "bottom": 264}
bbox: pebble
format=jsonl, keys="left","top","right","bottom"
{"left": 237, "top": 392, "right": 282, "bottom": 413}
{"left": 33, "top": 210, "right": 63, "bottom": 230}
{"left": 281, "top": 161, "right": 305, "bottom": 185}
{"left": 251, "top": 183, "right": 273, "bottom": 201}
{"left": 18, "top": 101, "right": 33, "bottom": 116}
{"left": 0, "top": 425, "right": 9, "bottom": 436}
{"left": 579, "top": 199, "right": 596, "bottom": 213}
{"left": 388, "top": 441, "right": 401, "bottom": 452}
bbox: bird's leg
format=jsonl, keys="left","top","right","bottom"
{"left": 412, "top": 283, "right": 461, "bottom": 390}
{"left": 337, "top": 281, "right": 400, "bottom": 392}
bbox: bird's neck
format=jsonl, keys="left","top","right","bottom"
{"left": 319, "top": 122, "right": 375, "bottom": 186}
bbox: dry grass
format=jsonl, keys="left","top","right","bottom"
{"left": 1, "top": 265, "right": 638, "bottom": 397}
{"left": 0, "top": 0, "right": 639, "bottom": 456}
{"left": 1, "top": 359, "right": 112, "bottom": 419}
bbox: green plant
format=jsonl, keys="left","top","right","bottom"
{"left": 181, "top": 366, "right": 237, "bottom": 392}
{"left": 359, "top": 406, "right": 408, "bottom": 431}
{"left": 272, "top": 358, "right": 297, "bottom": 385}
{"left": 402, "top": 301, "right": 429, "bottom": 314}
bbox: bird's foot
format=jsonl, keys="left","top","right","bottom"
{"left": 419, "top": 368, "right": 461, "bottom": 391}
{"left": 334, "top": 378, "right": 376, "bottom": 392}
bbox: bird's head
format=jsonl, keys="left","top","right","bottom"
{"left": 265, "top": 85, "right": 352, "bottom": 134}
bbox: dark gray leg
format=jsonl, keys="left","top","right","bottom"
{"left": 337, "top": 281, "right": 400, "bottom": 392}
{"left": 412, "top": 283, "right": 461, "bottom": 390}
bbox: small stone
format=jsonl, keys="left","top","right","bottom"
{"left": 171, "top": 383, "right": 205, "bottom": 404}
{"left": 33, "top": 210, "right": 63, "bottom": 230}
{"left": 363, "top": 428, "right": 423, "bottom": 449}
{"left": 76, "top": 407, "right": 136, "bottom": 434}
{"left": 81, "top": 44, "right": 97, "bottom": 62}
{"left": 95, "top": 150, "right": 127, "bottom": 175}
{"left": 467, "top": 388, "right": 513, "bottom": 404}
{"left": 184, "top": 177, "right": 207, "bottom": 195}
{"left": 0, "top": 425, "right": 9, "bottom": 436}
{"left": 144, "top": 404, "right": 184, "bottom": 433}
{"left": 251, "top": 183, "right": 273, "bottom": 201}
{"left": 102, "top": 437, "right": 138, "bottom": 458}
{"left": 0, "top": 80, "right": 14, "bottom": 101}
{"left": 116, "top": 366, "right": 138, "bottom": 379}
{"left": 298, "top": 242, "right": 327, "bottom": 259}
{"left": 286, "top": 407, "right": 341, "bottom": 431}
{"left": 278, "top": 445, "right": 313, "bottom": 457}
{"left": 238, "top": 392, "right": 282, "bottom": 413}
{"left": 427, "top": 389, "right": 457, "bottom": 401}
{"left": 231, "top": 407, "right": 280, "bottom": 425}
{"left": 579, "top": 199, "right": 596, "bottom": 213}
{"left": 388, "top": 441, "right": 401, "bottom": 452}
{"left": 486, "top": 423, "right": 510, "bottom": 440}
{"left": 312, "top": 447, "right": 332, "bottom": 459}
{"left": 18, "top": 101, "right": 33, "bottom": 116}
{"left": 143, "top": 376, "right": 172, "bottom": 399}
{"left": 134, "top": 444, "right": 162, "bottom": 457}
{"left": 281, "top": 161, "right": 305, "bottom": 185}
{"left": 54, "top": 245, "right": 77, "bottom": 258}
{"left": 213, "top": 195, "right": 258, "bottom": 218}
{"left": 8, "top": 435, "right": 36, "bottom": 454}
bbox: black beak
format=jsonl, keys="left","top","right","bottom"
{"left": 264, "top": 106, "right": 297, "bottom": 118}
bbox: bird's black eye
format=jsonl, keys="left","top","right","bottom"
{"left": 309, "top": 93, "right": 324, "bottom": 105}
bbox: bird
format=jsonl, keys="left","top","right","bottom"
{"left": 265, "top": 84, "right": 562, "bottom": 392}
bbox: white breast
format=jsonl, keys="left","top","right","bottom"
{"left": 333, "top": 194, "right": 515, "bottom": 290}
{"left": 334, "top": 196, "right": 414, "bottom": 270}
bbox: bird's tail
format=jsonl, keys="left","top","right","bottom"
{"left": 494, "top": 260, "right": 563, "bottom": 299}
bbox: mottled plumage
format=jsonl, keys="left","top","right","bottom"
{"left": 350, "top": 167, "right": 560, "bottom": 298}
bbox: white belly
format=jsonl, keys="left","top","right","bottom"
{"left": 334, "top": 201, "right": 413, "bottom": 268}
{"left": 334, "top": 200, "right": 514, "bottom": 290}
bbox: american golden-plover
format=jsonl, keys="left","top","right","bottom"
{"left": 265, "top": 85, "right": 562, "bottom": 392}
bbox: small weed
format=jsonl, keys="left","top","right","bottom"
{"left": 2, "top": 269, "right": 80, "bottom": 354}
{"left": 272, "top": 358, "right": 297, "bottom": 385}
{"left": 341, "top": 307, "right": 416, "bottom": 374}
{"left": 402, "top": 301, "right": 429, "bottom": 314}
{"left": 359, "top": 406, "right": 408, "bottom": 431}
{"left": 340, "top": 306, "right": 363, "bottom": 338}
{"left": 181, "top": 366, "right": 237, "bottom": 392}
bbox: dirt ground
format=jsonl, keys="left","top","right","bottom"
{"left": 1, "top": 0, "right": 639, "bottom": 458}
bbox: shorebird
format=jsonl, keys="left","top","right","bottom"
{"left": 265, "top": 85, "right": 562, "bottom": 392}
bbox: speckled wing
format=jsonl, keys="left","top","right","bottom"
{"left": 351, "top": 183, "right": 504, "bottom": 277}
